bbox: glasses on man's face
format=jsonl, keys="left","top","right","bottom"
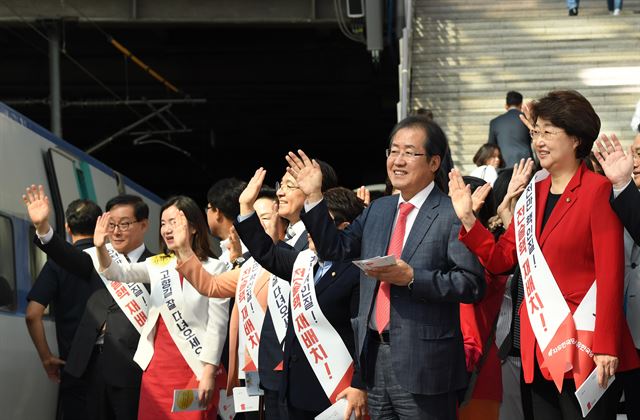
{"left": 529, "top": 128, "right": 562, "bottom": 140}
{"left": 107, "top": 221, "right": 138, "bottom": 232}
{"left": 385, "top": 148, "right": 426, "bottom": 160}
{"left": 275, "top": 182, "right": 300, "bottom": 193}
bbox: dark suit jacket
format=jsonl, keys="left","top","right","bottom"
{"left": 35, "top": 233, "right": 151, "bottom": 388}
{"left": 613, "top": 181, "right": 640, "bottom": 246}
{"left": 252, "top": 225, "right": 308, "bottom": 392}
{"left": 301, "top": 188, "right": 485, "bottom": 396}
{"left": 488, "top": 108, "right": 533, "bottom": 167}
{"left": 236, "top": 213, "right": 363, "bottom": 412}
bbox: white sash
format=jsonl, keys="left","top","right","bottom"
{"left": 515, "top": 169, "right": 596, "bottom": 391}
{"left": 236, "top": 257, "right": 265, "bottom": 369}
{"left": 146, "top": 254, "right": 206, "bottom": 378}
{"left": 290, "top": 250, "right": 354, "bottom": 403}
{"left": 84, "top": 244, "right": 150, "bottom": 332}
{"left": 268, "top": 275, "right": 290, "bottom": 346}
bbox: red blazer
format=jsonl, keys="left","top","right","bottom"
{"left": 460, "top": 163, "right": 639, "bottom": 384}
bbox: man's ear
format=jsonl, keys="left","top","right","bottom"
{"left": 429, "top": 155, "right": 442, "bottom": 173}
{"left": 65, "top": 223, "right": 72, "bottom": 236}
{"left": 138, "top": 219, "right": 149, "bottom": 233}
{"left": 336, "top": 221, "right": 350, "bottom": 231}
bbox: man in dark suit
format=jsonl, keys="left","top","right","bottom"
{"left": 595, "top": 133, "right": 640, "bottom": 420}
{"left": 235, "top": 181, "right": 367, "bottom": 419}
{"left": 286, "top": 117, "right": 485, "bottom": 419}
{"left": 488, "top": 91, "right": 534, "bottom": 167}
{"left": 23, "top": 187, "right": 152, "bottom": 420}
{"left": 26, "top": 198, "right": 102, "bottom": 420}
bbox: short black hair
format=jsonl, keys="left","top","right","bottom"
{"left": 257, "top": 186, "right": 277, "bottom": 201}
{"left": 65, "top": 199, "right": 102, "bottom": 236}
{"left": 324, "top": 187, "right": 366, "bottom": 226}
{"left": 105, "top": 194, "right": 149, "bottom": 221}
{"left": 506, "top": 91, "right": 523, "bottom": 107}
{"left": 316, "top": 160, "right": 339, "bottom": 193}
{"left": 388, "top": 116, "right": 452, "bottom": 192}
{"left": 206, "top": 178, "right": 247, "bottom": 220}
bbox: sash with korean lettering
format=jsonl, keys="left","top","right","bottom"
{"left": 515, "top": 169, "right": 597, "bottom": 391}
{"left": 146, "top": 254, "right": 207, "bottom": 378}
{"left": 268, "top": 275, "right": 290, "bottom": 346}
{"left": 290, "top": 249, "right": 354, "bottom": 402}
{"left": 84, "top": 244, "right": 150, "bottom": 333}
{"left": 236, "top": 257, "right": 265, "bottom": 370}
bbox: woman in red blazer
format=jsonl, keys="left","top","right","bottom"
{"left": 450, "top": 90, "right": 639, "bottom": 419}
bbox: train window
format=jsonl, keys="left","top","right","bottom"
{"left": 0, "top": 215, "right": 16, "bottom": 312}
{"left": 28, "top": 226, "right": 48, "bottom": 283}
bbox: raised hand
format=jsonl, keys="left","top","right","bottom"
{"left": 356, "top": 186, "right": 371, "bottom": 206}
{"left": 239, "top": 168, "right": 266, "bottom": 216}
{"left": 226, "top": 226, "right": 243, "bottom": 263}
{"left": 93, "top": 213, "right": 111, "bottom": 248}
{"left": 519, "top": 101, "right": 535, "bottom": 131}
{"left": 594, "top": 134, "right": 634, "bottom": 190}
{"left": 448, "top": 169, "right": 476, "bottom": 231}
{"left": 471, "top": 183, "right": 492, "bottom": 214}
{"left": 264, "top": 201, "right": 284, "bottom": 242}
{"left": 497, "top": 158, "right": 534, "bottom": 228}
{"left": 22, "top": 185, "right": 51, "bottom": 234}
{"left": 285, "top": 150, "right": 323, "bottom": 200}
{"left": 173, "top": 210, "right": 195, "bottom": 263}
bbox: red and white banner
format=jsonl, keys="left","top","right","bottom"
{"left": 290, "top": 250, "right": 354, "bottom": 402}
{"left": 515, "top": 170, "right": 596, "bottom": 391}
{"left": 236, "top": 257, "right": 265, "bottom": 371}
{"left": 85, "top": 244, "right": 150, "bottom": 332}
{"left": 268, "top": 275, "right": 290, "bottom": 347}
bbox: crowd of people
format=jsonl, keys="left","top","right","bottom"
{"left": 21, "top": 88, "right": 640, "bottom": 420}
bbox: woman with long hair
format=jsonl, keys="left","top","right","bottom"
{"left": 93, "top": 196, "right": 229, "bottom": 420}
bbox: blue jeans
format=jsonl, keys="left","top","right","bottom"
{"left": 607, "top": 0, "right": 623, "bottom": 10}
{"left": 567, "top": 0, "right": 579, "bottom": 9}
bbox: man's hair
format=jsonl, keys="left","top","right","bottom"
{"left": 65, "top": 199, "right": 102, "bottom": 236}
{"left": 257, "top": 186, "right": 277, "bottom": 201}
{"left": 324, "top": 187, "right": 366, "bottom": 226}
{"left": 206, "top": 178, "right": 247, "bottom": 220}
{"left": 105, "top": 194, "right": 149, "bottom": 221}
{"left": 506, "top": 91, "right": 523, "bottom": 107}
{"left": 388, "top": 116, "right": 451, "bottom": 192}
{"left": 316, "top": 160, "right": 339, "bottom": 193}
{"left": 530, "top": 90, "right": 600, "bottom": 160}
{"left": 413, "top": 108, "right": 434, "bottom": 120}
{"left": 160, "top": 196, "right": 214, "bottom": 261}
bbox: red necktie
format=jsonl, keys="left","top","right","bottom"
{"left": 375, "top": 202, "right": 415, "bottom": 334}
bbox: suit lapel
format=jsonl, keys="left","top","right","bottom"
{"left": 314, "top": 262, "right": 350, "bottom": 296}
{"left": 538, "top": 164, "right": 584, "bottom": 247}
{"left": 375, "top": 196, "right": 400, "bottom": 257}
{"left": 401, "top": 189, "right": 440, "bottom": 262}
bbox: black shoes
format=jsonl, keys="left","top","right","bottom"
{"left": 569, "top": 7, "right": 579, "bottom": 15}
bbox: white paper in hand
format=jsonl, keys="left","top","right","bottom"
{"left": 217, "top": 390, "right": 235, "bottom": 420}
{"left": 233, "top": 387, "right": 260, "bottom": 413}
{"left": 574, "top": 368, "right": 615, "bottom": 418}
{"left": 352, "top": 255, "right": 397, "bottom": 272}
{"left": 171, "top": 389, "right": 206, "bottom": 412}
{"left": 314, "top": 398, "right": 355, "bottom": 420}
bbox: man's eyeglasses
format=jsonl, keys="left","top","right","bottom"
{"left": 275, "top": 182, "right": 300, "bottom": 193}
{"left": 385, "top": 149, "right": 426, "bottom": 159}
{"left": 529, "top": 128, "right": 562, "bottom": 139}
{"left": 107, "top": 221, "right": 138, "bottom": 232}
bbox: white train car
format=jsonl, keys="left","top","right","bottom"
{"left": 0, "top": 101, "right": 163, "bottom": 420}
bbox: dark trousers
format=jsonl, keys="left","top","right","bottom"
{"left": 264, "top": 388, "right": 288, "bottom": 420}
{"left": 530, "top": 360, "right": 622, "bottom": 420}
{"left": 366, "top": 341, "right": 457, "bottom": 420}
{"left": 607, "top": 0, "right": 623, "bottom": 10}
{"left": 618, "top": 363, "right": 640, "bottom": 419}
{"left": 59, "top": 372, "right": 89, "bottom": 420}
{"left": 84, "top": 346, "right": 140, "bottom": 420}
{"left": 287, "top": 404, "right": 320, "bottom": 420}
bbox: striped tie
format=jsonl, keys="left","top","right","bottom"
{"left": 375, "top": 202, "right": 414, "bottom": 334}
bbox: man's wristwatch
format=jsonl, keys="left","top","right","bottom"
{"left": 407, "top": 278, "right": 415, "bottom": 290}
{"left": 231, "top": 256, "right": 246, "bottom": 269}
